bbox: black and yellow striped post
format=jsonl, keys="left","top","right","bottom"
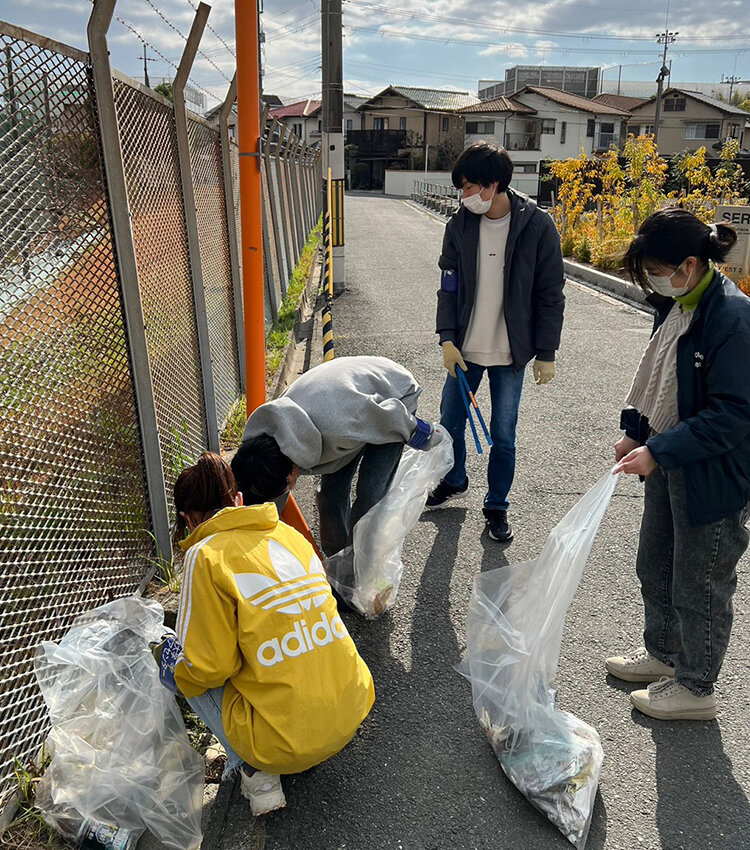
{"left": 322, "top": 168, "right": 335, "bottom": 361}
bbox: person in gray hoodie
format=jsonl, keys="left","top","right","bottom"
{"left": 231, "top": 356, "right": 434, "bottom": 562}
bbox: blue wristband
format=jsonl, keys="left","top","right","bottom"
{"left": 408, "top": 418, "right": 432, "bottom": 450}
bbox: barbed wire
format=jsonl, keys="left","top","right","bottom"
{"left": 184, "top": 0, "right": 236, "bottom": 58}
{"left": 141, "top": 0, "right": 233, "bottom": 84}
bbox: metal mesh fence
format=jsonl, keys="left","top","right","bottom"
{"left": 186, "top": 114, "right": 240, "bottom": 429}
{"left": 0, "top": 30, "right": 150, "bottom": 802}
{"left": 0, "top": 22, "right": 322, "bottom": 812}
{"left": 113, "top": 78, "right": 207, "bottom": 500}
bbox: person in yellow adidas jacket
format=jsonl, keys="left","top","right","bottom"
{"left": 156, "top": 452, "right": 374, "bottom": 815}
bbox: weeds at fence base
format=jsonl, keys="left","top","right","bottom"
{"left": 265, "top": 219, "right": 322, "bottom": 382}
{"left": 2, "top": 752, "right": 64, "bottom": 850}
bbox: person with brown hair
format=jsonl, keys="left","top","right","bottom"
{"left": 153, "top": 453, "right": 374, "bottom": 815}
{"left": 607, "top": 208, "right": 750, "bottom": 721}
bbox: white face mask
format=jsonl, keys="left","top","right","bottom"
{"left": 646, "top": 262, "right": 693, "bottom": 298}
{"left": 462, "top": 185, "right": 495, "bottom": 215}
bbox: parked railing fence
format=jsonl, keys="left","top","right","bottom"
{"left": 411, "top": 180, "right": 460, "bottom": 217}
{"left": 0, "top": 13, "right": 320, "bottom": 811}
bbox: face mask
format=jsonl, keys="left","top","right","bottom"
{"left": 462, "top": 185, "right": 495, "bottom": 215}
{"left": 646, "top": 263, "right": 693, "bottom": 298}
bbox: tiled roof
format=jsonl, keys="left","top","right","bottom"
{"left": 677, "top": 89, "right": 750, "bottom": 116}
{"left": 592, "top": 93, "right": 646, "bottom": 111}
{"left": 460, "top": 96, "right": 537, "bottom": 115}
{"left": 344, "top": 93, "right": 369, "bottom": 110}
{"left": 517, "top": 86, "right": 631, "bottom": 116}
{"left": 270, "top": 98, "right": 322, "bottom": 119}
{"left": 380, "top": 85, "right": 481, "bottom": 111}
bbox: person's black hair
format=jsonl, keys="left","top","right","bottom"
{"left": 451, "top": 142, "right": 514, "bottom": 192}
{"left": 623, "top": 207, "right": 737, "bottom": 290}
{"left": 230, "top": 434, "right": 294, "bottom": 506}
{"left": 173, "top": 452, "right": 237, "bottom": 540}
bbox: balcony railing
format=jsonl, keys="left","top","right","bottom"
{"left": 346, "top": 129, "right": 407, "bottom": 154}
{"left": 504, "top": 132, "right": 540, "bottom": 151}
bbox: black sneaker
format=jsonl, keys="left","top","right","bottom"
{"left": 425, "top": 477, "right": 469, "bottom": 508}
{"left": 484, "top": 509, "right": 513, "bottom": 542}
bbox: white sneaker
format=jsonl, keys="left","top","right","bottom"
{"left": 240, "top": 770, "right": 286, "bottom": 816}
{"left": 630, "top": 677, "right": 717, "bottom": 721}
{"left": 605, "top": 647, "right": 675, "bottom": 683}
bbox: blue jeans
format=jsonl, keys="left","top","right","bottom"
{"left": 637, "top": 465, "right": 750, "bottom": 695}
{"left": 187, "top": 686, "right": 253, "bottom": 779}
{"left": 440, "top": 361, "right": 525, "bottom": 512}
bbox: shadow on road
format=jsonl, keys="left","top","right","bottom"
{"left": 632, "top": 713, "right": 750, "bottom": 849}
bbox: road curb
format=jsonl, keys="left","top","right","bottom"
{"left": 563, "top": 258, "right": 650, "bottom": 311}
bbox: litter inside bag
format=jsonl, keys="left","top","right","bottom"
{"left": 33, "top": 596, "right": 204, "bottom": 850}
{"left": 458, "top": 471, "right": 619, "bottom": 847}
{"left": 327, "top": 425, "right": 453, "bottom": 618}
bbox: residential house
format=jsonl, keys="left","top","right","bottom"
{"left": 627, "top": 88, "right": 750, "bottom": 154}
{"left": 204, "top": 94, "right": 285, "bottom": 139}
{"left": 351, "top": 85, "right": 480, "bottom": 189}
{"left": 269, "top": 98, "right": 322, "bottom": 145}
{"left": 458, "top": 86, "right": 631, "bottom": 194}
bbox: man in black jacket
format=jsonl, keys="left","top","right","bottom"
{"left": 425, "top": 142, "right": 565, "bottom": 542}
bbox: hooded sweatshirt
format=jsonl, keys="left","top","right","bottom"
{"left": 174, "top": 504, "right": 375, "bottom": 774}
{"left": 242, "top": 355, "right": 422, "bottom": 474}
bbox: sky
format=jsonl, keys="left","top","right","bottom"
{"left": 3, "top": 0, "right": 750, "bottom": 109}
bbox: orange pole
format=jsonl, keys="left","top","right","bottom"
{"left": 235, "top": 2, "right": 321, "bottom": 553}
{"left": 235, "top": 0, "right": 265, "bottom": 416}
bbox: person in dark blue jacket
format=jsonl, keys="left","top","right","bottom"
{"left": 425, "top": 142, "right": 565, "bottom": 543}
{"left": 606, "top": 208, "right": 750, "bottom": 722}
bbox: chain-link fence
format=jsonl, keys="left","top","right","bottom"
{"left": 0, "top": 18, "right": 321, "bottom": 811}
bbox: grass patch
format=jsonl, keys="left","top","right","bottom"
{"left": 2, "top": 752, "right": 65, "bottom": 850}
{"left": 220, "top": 394, "right": 249, "bottom": 452}
{"left": 265, "top": 218, "right": 322, "bottom": 381}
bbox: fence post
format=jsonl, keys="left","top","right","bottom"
{"left": 218, "top": 73, "right": 245, "bottom": 393}
{"left": 274, "top": 124, "right": 295, "bottom": 280}
{"left": 172, "top": 3, "right": 220, "bottom": 453}
{"left": 283, "top": 133, "right": 301, "bottom": 266}
{"left": 87, "top": 0, "right": 171, "bottom": 563}
{"left": 291, "top": 138, "right": 306, "bottom": 249}
{"left": 262, "top": 114, "right": 289, "bottom": 299}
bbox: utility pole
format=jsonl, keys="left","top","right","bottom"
{"left": 141, "top": 43, "right": 150, "bottom": 87}
{"left": 322, "top": 0, "right": 345, "bottom": 294}
{"left": 652, "top": 29, "right": 678, "bottom": 147}
{"left": 721, "top": 74, "right": 741, "bottom": 101}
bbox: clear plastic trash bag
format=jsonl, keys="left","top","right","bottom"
{"left": 457, "top": 471, "right": 620, "bottom": 848}
{"left": 327, "top": 425, "right": 453, "bottom": 618}
{"left": 33, "top": 596, "right": 204, "bottom": 850}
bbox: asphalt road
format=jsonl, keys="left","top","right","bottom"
{"left": 203, "top": 193, "right": 750, "bottom": 850}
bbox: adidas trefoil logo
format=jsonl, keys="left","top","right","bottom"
{"left": 234, "top": 539, "right": 330, "bottom": 615}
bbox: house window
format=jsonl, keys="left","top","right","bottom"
{"left": 292, "top": 122, "right": 302, "bottom": 137}
{"left": 516, "top": 163, "right": 537, "bottom": 173}
{"left": 442, "top": 116, "right": 449, "bottom": 132}
{"left": 728, "top": 124, "right": 739, "bottom": 138}
{"left": 317, "top": 120, "right": 322, "bottom": 132}
{"left": 466, "top": 121, "right": 494, "bottom": 134}
{"left": 586, "top": 119, "right": 595, "bottom": 137}
{"left": 684, "top": 123, "right": 721, "bottom": 140}
{"left": 664, "top": 97, "right": 686, "bottom": 112}
{"left": 373, "top": 117, "right": 388, "bottom": 130}
{"left": 541, "top": 119, "right": 556, "bottom": 134}
{"left": 560, "top": 121, "right": 566, "bottom": 144}
{"left": 346, "top": 118, "right": 353, "bottom": 131}
{"left": 399, "top": 116, "right": 407, "bottom": 130}
{"left": 640, "top": 124, "right": 654, "bottom": 136}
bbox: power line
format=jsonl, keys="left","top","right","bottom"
{"left": 343, "top": 0, "right": 750, "bottom": 44}
{"left": 341, "top": 24, "right": 750, "bottom": 56}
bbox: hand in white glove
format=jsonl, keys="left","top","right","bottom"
{"left": 442, "top": 341, "right": 467, "bottom": 378}
{"left": 533, "top": 359, "right": 555, "bottom": 385}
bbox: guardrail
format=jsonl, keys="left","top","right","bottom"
{"left": 411, "top": 180, "right": 460, "bottom": 217}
